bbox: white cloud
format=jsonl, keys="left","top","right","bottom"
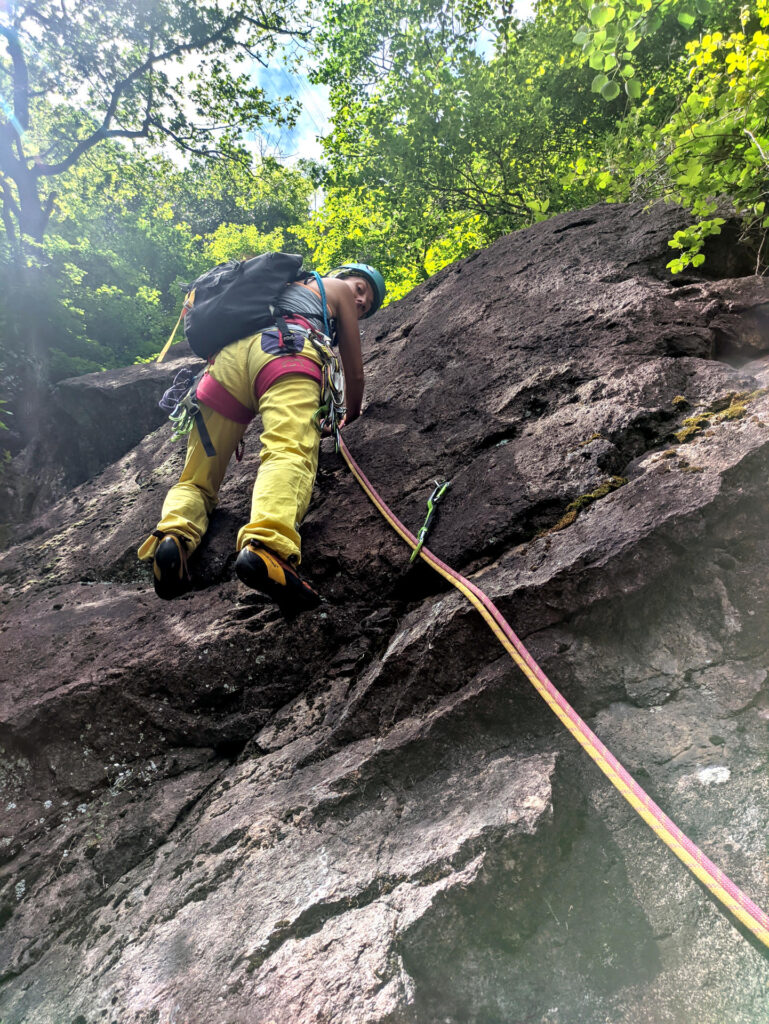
{"left": 248, "top": 56, "right": 331, "bottom": 163}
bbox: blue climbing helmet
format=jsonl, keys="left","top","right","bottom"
{"left": 326, "top": 262, "right": 386, "bottom": 318}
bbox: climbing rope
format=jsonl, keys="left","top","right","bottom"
{"left": 338, "top": 435, "right": 769, "bottom": 949}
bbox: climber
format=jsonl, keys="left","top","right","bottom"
{"left": 138, "top": 262, "right": 386, "bottom": 610}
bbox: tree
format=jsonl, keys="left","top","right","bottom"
{"left": 0, "top": 0, "right": 309, "bottom": 244}
{"left": 311, "top": 0, "right": 618, "bottom": 282}
{"left": 562, "top": 0, "right": 763, "bottom": 272}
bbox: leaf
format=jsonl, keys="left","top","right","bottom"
{"left": 604, "top": 54, "right": 618, "bottom": 70}
{"left": 677, "top": 11, "right": 696, "bottom": 28}
{"left": 692, "top": 253, "right": 706, "bottom": 266}
{"left": 592, "top": 73, "right": 610, "bottom": 93}
{"left": 625, "top": 78, "right": 642, "bottom": 99}
{"left": 589, "top": 52, "right": 606, "bottom": 70}
{"left": 589, "top": 5, "right": 616, "bottom": 28}
{"left": 601, "top": 80, "right": 621, "bottom": 101}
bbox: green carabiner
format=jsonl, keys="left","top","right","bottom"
{"left": 410, "top": 479, "right": 451, "bottom": 563}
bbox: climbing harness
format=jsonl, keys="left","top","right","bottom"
{"left": 311, "top": 335, "right": 345, "bottom": 449}
{"left": 338, "top": 435, "right": 769, "bottom": 950}
{"left": 410, "top": 480, "right": 451, "bottom": 563}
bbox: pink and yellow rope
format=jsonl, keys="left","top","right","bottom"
{"left": 339, "top": 436, "right": 769, "bottom": 948}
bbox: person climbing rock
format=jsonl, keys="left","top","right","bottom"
{"left": 138, "top": 262, "right": 386, "bottom": 610}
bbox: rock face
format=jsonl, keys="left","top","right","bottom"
{"left": 1, "top": 202, "right": 769, "bottom": 1023}
{"left": 0, "top": 343, "right": 203, "bottom": 533}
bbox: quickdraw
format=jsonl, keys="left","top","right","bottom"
{"left": 158, "top": 366, "right": 215, "bottom": 456}
{"left": 338, "top": 434, "right": 769, "bottom": 950}
{"left": 167, "top": 390, "right": 200, "bottom": 442}
{"left": 410, "top": 480, "right": 451, "bottom": 563}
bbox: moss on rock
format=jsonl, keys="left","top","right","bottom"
{"left": 673, "top": 388, "right": 769, "bottom": 443}
{"left": 543, "top": 476, "right": 628, "bottom": 536}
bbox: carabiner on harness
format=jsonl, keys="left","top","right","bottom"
{"left": 159, "top": 367, "right": 216, "bottom": 456}
{"left": 410, "top": 479, "right": 452, "bottom": 563}
{"left": 309, "top": 331, "right": 345, "bottom": 451}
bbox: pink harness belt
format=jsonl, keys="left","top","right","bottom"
{"left": 196, "top": 373, "right": 254, "bottom": 424}
{"left": 253, "top": 355, "right": 322, "bottom": 400}
{"left": 196, "top": 316, "right": 324, "bottom": 422}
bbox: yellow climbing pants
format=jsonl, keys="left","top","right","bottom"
{"left": 138, "top": 332, "right": 322, "bottom": 565}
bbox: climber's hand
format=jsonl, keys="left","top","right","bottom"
{"left": 320, "top": 409, "right": 361, "bottom": 437}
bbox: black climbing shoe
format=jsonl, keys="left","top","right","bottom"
{"left": 152, "top": 534, "right": 190, "bottom": 600}
{"left": 235, "top": 541, "right": 321, "bottom": 612}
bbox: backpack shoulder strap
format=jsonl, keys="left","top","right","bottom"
{"left": 311, "top": 271, "right": 331, "bottom": 340}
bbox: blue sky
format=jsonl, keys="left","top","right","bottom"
{"left": 250, "top": 58, "right": 332, "bottom": 162}
{"left": 250, "top": 0, "right": 535, "bottom": 163}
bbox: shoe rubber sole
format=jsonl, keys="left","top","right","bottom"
{"left": 153, "top": 535, "right": 190, "bottom": 600}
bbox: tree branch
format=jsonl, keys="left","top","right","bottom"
{"left": 145, "top": 120, "right": 222, "bottom": 161}
{"left": 31, "top": 9, "right": 284, "bottom": 178}
{"left": 0, "top": 173, "right": 21, "bottom": 255}
{"left": 745, "top": 128, "right": 769, "bottom": 169}
{"left": 0, "top": 24, "right": 30, "bottom": 132}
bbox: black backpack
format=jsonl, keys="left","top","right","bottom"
{"left": 158, "top": 251, "right": 304, "bottom": 363}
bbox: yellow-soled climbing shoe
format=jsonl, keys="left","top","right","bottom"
{"left": 235, "top": 541, "right": 320, "bottom": 612}
{"left": 152, "top": 534, "right": 190, "bottom": 600}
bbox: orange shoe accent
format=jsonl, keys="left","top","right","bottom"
{"left": 260, "top": 550, "right": 287, "bottom": 586}
{"left": 234, "top": 541, "right": 320, "bottom": 611}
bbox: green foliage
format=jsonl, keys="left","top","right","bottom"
{"left": 0, "top": 129, "right": 320, "bottom": 439}
{"left": 568, "top": 0, "right": 707, "bottom": 98}
{"left": 312, "top": 0, "right": 617, "bottom": 286}
{"left": 1, "top": 0, "right": 765, "bottom": 457}
{"left": 0, "top": 0, "right": 306, "bottom": 241}
{"left": 589, "top": 1, "right": 769, "bottom": 271}
{"left": 296, "top": 187, "right": 420, "bottom": 301}
{"left": 666, "top": 219, "right": 725, "bottom": 273}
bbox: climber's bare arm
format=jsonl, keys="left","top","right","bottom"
{"left": 308, "top": 277, "right": 366, "bottom": 423}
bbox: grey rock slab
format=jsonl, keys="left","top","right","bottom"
{"left": 2, "top": 348, "right": 204, "bottom": 529}
{"left": 0, "top": 692, "right": 558, "bottom": 1023}
{"left": 3, "top": 202, "right": 769, "bottom": 1022}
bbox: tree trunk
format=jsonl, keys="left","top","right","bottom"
{"left": 14, "top": 168, "right": 51, "bottom": 241}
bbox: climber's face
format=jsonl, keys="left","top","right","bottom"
{"left": 342, "top": 276, "right": 374, "bottom": 319}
